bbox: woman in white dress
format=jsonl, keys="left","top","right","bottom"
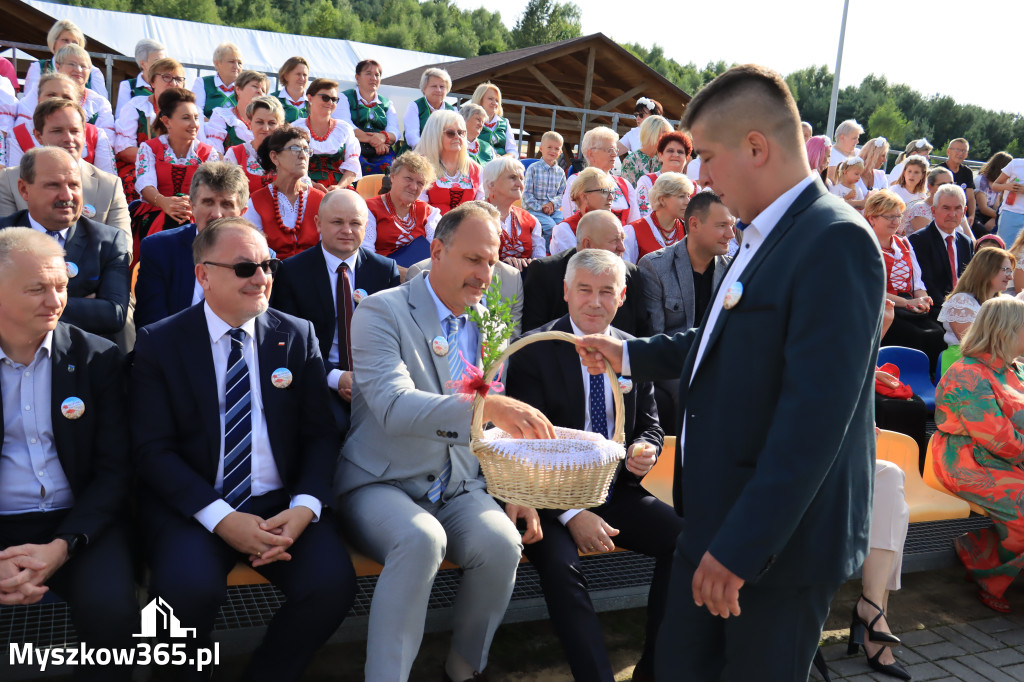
{"left": 938, "top": 248, "right": 1014, "bottom": 351}
{"left": 857, "top": 137, "right": 890, "bottom": 195}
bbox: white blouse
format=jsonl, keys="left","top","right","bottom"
{"left": 204, "top": 106, "right": 253, "bottom": 155}
{"left": 113, "top": 96, "right": 156, "bottom": 153}
{"left": 135, "top": 135, "right": 220, "bottom": 194}
{"left": 937, "top": 292, "right": 981, "bottom": 346}
{"left": 19, "top": 89, "right": 115, "bottom": 143}
{"left": 292, "top": 118, "right": 362, "bottom": 181}
{"left": 246, "top": 186, "right": 312, "bottom": 232}
{"left": 856, "top": 169, "right": 889, "bottom": 195}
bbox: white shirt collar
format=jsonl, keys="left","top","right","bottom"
{"left": 356, "top": 90, "right": 380, "bottom": 106}
{"left": 204, "top": 301, "right": 257, "bottom": 345}
{"left": 0, "top": 330, "right": 53, "bottom": 367}
{"left": 214, "top": 74, "right": 232, "bottom": 90}
{"left": 424, "top": 273, "right": 465, "bottom": 324}
{"left": 321, "top": 245, "right": 357, "bottom": 273}
{"left": 745, "top": 174, "right": 816, "bottom": 238}
{"left": 569, "top": 317, "right": 610, "bottom": 338}
{"left": 27, "top": 213, "right": 70, "bottom": 242}
{"left": 137, "top": 74, "right": 151, "bottom": 88}
{"left": 277, "top": 89, "right": 304, "bottom": 106}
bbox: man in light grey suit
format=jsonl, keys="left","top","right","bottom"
{"left": 0, "top": 98, "right": 129, "bottom": 238}
{"left": 335, "top": 200, "right": 554, "bottom": 682}
{"left": 406, "top": 256, "right": 525, "bottom": 337}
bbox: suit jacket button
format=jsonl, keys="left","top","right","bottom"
{"left": 427, "top": 475, "right": 436, "bottom": 482}
{"left": 450, "top": 431, "right": 458, "bottom": 438}
{"left": 436, "top": 430, "right": 444, "bottom": 437}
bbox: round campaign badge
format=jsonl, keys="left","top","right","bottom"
{"left": 353, "top": 288, "right": 367, "bottom": 304}
{"left": 432, "top": 336, "right": 449, "bottom": 356}
{"left": 81, "top": 203, "right": 96, "bottom": 219}
{"left": 723, "top": 281, "right": 744, "bottom": 310}
{"left": 617, "top": 377, "right": 633, "bottom": 394}
{"left": 65, "top": 262, "right": 79, "bottom": 278}
{"left": 61, "top": 397, "right": 85, "bottom": 420}
{"left": 271, "top": 368, "right": 293, "bottom": 389}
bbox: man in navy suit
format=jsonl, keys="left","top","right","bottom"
{"left": 271, "top": 189, "right": 400, "bottom": 432}
{"left": 130, "top": 217, "right": 356, "bottom": 681}
{"left": 578, "top": 65, "right": 884, "bottom": 679}
{"left": 0, "top": 228, "right": 136, "bottom": 681}
{"left": 505, "top": 249, "right": 681, "bottom": 682}
{"left": 0, "top": 147, "right": 129, "bottom": 337}
{"left": 908, "top": 184, "right": 974, "bottom": 321}
{"left": 133, "top": 162, "right": 249, "bottom": 329}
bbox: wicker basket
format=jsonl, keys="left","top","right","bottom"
{"left": 470, "top": 330, "right": 626, "bottom": 509}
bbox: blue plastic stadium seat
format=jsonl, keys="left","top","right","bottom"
{"left": 521, "top": 158, "right": 540, "bottom": 170}
{"left": 878, "top": 345, "right": 935, "bottom": 410}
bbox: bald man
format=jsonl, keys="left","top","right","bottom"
{"left": 271, "top": 189, "right": 401, "bottom": 432}
{"left": 522, "top": 209, "right": 649, "bottom": 335}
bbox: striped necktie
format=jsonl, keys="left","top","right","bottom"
{"left": 426, "top": 315, "right": 463, "bottom": 502}
{"left": 222, "top": 328, "right": 252, "bottom": 510}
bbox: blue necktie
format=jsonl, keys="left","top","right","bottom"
{"left": 734, "top": 220, "right": 748, "bottom": 232}
{"left": 222, "top": 328, "right": 252, "bottom": 510}
{"left": 427, "top": 316, "right": 462, "bottom": 502}
{"left": 589, "top": 372, "right": 608, "bottom": 438}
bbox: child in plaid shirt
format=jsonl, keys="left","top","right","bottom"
{"left": 522, "top": 131, "right": 567, "bottom": 251}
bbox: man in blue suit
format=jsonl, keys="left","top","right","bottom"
{"left": 578, "top": 65, "right": 885, "bottom": 679}
{"left": 133, "top": 162, "right": 249, "bottom": 329}
{"left": 130, "top": 217, "right": 356, "bottom": 681}
{"left": 271, "top": 189, "right": 400, "bottom": 432}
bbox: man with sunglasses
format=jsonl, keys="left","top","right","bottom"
{"left": 131, "top": 216, "right": 356, "bottom": 681}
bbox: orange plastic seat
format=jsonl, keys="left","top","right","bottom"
{"left": 355, "top": 174, "right": 384, "bottom": 199}
{"left": 875, "top": 430, "right": 970, "bottom": 522}
{"left": 642, "top": 436, "right": 675, "bottom": 506}
{"left": 922, "top": 433, "right": 989, "bottom": 517}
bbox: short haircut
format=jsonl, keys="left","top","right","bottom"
{"left": 471, "top": 82, "right": 503, "bottom": 117}
{"left": 575, "top": 210, "right": 619, "bottom": 246}
{"left": 569, "top": 167, "right": 614, "bottom": 206}
{"left": 863, "top": 189, "right": 906, "bottom": 219}
{"left": 20, "top": 146, "right": 74, "bottom": 184}
{"left": 54, "top": 44, "right": 91, "bottom": 72}
{"left": 948, "top": 137, "right": 969, "bottom": 150}
{"left": 256, "top": 124, "right": 310, "bottom": 172}
{"left": 581, "top": 126, "right": 618, "bottom": 155}
{"left": 33, "top": 98, "right": 86, "bottom": 136}
{"left": 37, "top": 72, "right": 79, "bottom": 99}
{"left": 246, "top": 94, "right": 285, "bottom": 123}
{"left": 684, "top": 190, "right": 723, "bottom": 223}
{"left": 47, "top": 20, "right": 84, "bottom": 52}
{"left": 633, "top": 97, "right": 663, "bottom": 117}
{"left": 948, "top": 247, "right": 1015, "bottom": 313}
{"left": 433, "top": 200, "right": 500, "bottom": 246}
{"left": 193, "top": 217, "right": 266, "bottom": 265}
{"left": 278, "top": 56, "right": 309, "bottom": 86}
{"left": 134, "top": 38, "right": 165, "bottom": 67}
{"left": 306, "top": 78, "right": 338, "bottom": 98}
{"left": 189, "top": 161, "right": 250, "bottom": 207}
{"left": 895, "top": 155, "right": 929, "bottom": 194}
{"left": 419, "top": 67, "right": 452, "bottom": 93}
{"left": 480, "top": 155, "right": 524, "bottom": 197}
{"left": 657, "top": 131, "right": 692, "bottom": 157}
{"left": 147, "top": 57, "right": 184, "bottom": 84}
{"left": 459, "top": 102, "right": 487, "bottom": 123}
{"left": 213, "top": 42, "right": 242, "bottom": 63}
{"left": 355, "top": 59, "right": 381, "bottom": 76}
{"left": 648, "top": 172, "right": 693, "bottom": 211}
{"left": 389, "top": 151, "right": 437, "bottom": 188}
{"left": 234, "top": 70, "right": 268, "bottom": 92}
{"left": 927, "top": 166, "right": 955, "bottom": 190}
{"left": 639, "top": 115, "right": 673, "bottom": 150}
{"left": 834, "top": 119, "right": 864, "bottom": 139}
{"left": 0, "top": 226, "right": 64, "bottom": 274}
{"left": 151, "top": 88, "right": 196, "bottom": 137}
{"left": 415, "top": 109, "right": 471, "bottom": 178}
{"left": 541, "top": 130, "right": 563, "bottom": 146}
{"left": 565, "top": 247, "right": 626, "bottom": 290}
{"left": 680, "top": 64, "right": 802, "bottom": 155}
{"left": 933, "top": 182, "right": 966, "bottom": 206}
{"left": 981, "top": 151, "right": 1013, "bottom": 183}
{"left": 961, "top": 297, "right": 1024, "bottom": 367}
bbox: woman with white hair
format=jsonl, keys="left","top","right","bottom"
{"left": 561, "top": 126, "right": 641, "bottom": 225}
{"left": 402, "top": 67, "right": 455, "bottom": 150}
{"left": 18, "top": 45, "right": 115, "bottom": 144}
{"left": 415, "top": 109, "right": 484, "bottom": 215}
{"left": 472, "top": 82, "right": 517, "bottom": 157}
{"left": 115, "top": 38, "right": 165, "bottom": 117}
{"left": 551, "top": 167, "right": 640, "bottom": 262}
{"left": 224, "top": 95, "right": 284, "bottom": 194}
{"left": 630, "top": 172, "right": 692, "bottom": 260}
{"left": 620, "top": 115, "right": 673, "bottom": 186}
{"left": 482, "top": 156, "right": 546, "bottom": 269}
{"left": 203, "top": 70, "right": 269, "bottom": 155}
{"left": 22, "top": 19, "right": 106, "bottom": 97}
{"left": 857, "top": 137, "right": 890, "bottom": 195}
{"left": 461, "top": 102, "right": 495, "bottom": 166}
{"left": 190, "top": 42, "right": 244, "bottom": 120}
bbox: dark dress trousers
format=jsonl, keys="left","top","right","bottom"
{"left": 0, "top": 211, "right": 130, "bottom": 336}
{"left": 505, "top": 315, "right": 681, "bottom": 682}
{"left": 907, "top": 221, "right": 973, "bottom": 320}
{"left": 130, "top": 305, "right": 356, "bottom": 681}
{"left": 521, "top": 247, "right": 650, "bottom": 336}
{"left": 626, "top": 180, "right": 885, "bottom": 680}
{"left": 0, "top": 323, "right": 137, "bottom": 681}
{"left": 270, "top": 243, "right": 400, "bottom": 432}
{"left": 133, "top": 223, "right": 199, "bottom": 329}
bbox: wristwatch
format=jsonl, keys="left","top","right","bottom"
{"left": 54, "top": 533, "right": 87, "bottom": 559}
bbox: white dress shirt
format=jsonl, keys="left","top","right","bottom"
{"left": 424, "top": 274, "right": 480, "bottom": 365}
{"left": 321, "top": 246, "right": 358, "bottom": 390}
{"left": 193, "top": 304, "right": 322, "bottom": 532}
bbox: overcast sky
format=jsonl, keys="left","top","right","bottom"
{"left": 454, "top": 0, "right": 1022, "bottom": 116}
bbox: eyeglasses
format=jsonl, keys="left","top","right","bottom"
{"left": 999, "top": 267, "right": 1014, "bottom": 275}
{"left": 584, "top": 188, "right": 615, "bottom": 197}
{"left": 444, "top": 129, "right": 467, "bottom": 139}
{"left": 594, "top": 147, "right": 616, "bottom": 155}
{"left": 60, "top": 62, "right": 89, "bottom": 72}
{"left": 315, "top": 93, "right": 339, "bottom": 104}
{"left": 157, "top": 74, "right": 186, "bottom": 86}
{"left": 879, "top": 214, "right": 902, "bottom": 223}
{"left": 203, "top": 259, "right": 281, "bottom": 277}
{"left": 281, "top": 145, "right": 310, "bottom": 157}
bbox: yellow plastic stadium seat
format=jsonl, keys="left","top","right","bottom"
{"left": 355, "top": 174, "right": 384, "bottom": 199}
{"left": 875, "top": 429, "right": 970, "bottom": 522}
{"left": 131, "top": 262, "right": 139, "bottom": 297}
{"left": 226, "top": 563, "right": 270, "bottom": 586}
{"left": 923, "top": 433, "right": 989, "bottom": 517}
{"left": 642, "top": 436, "right": 675, "bottom": 506}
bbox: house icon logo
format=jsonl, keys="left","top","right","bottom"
{"left": 133, "top": 598, "right": 197, "bottom": 638}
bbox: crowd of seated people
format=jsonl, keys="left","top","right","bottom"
{"left": 5, "top": 16, "right": 1024, "bottom": 682}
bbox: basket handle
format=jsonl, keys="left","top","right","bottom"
{"left": 470, "top": 330, "right": 626, "bottom": 445}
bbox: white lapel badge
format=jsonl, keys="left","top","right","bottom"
{"left": 61, "top": 397, "right": 85, "bottom": 419}
{"left": 723, "top": 281, "right": 744, "bottom": 310}
{"left": 271, "top": 368, "right": 293, "bottom": 388}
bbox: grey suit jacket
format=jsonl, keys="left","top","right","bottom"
{"left": 0, "top": 161, "right": 130, "bottom": 238}
{"left": 637, "top": 237, "right": 731, "bottom": 335}
{"left": 335, "top": 273, "right": 497, "bottom": 500}
{"left": 406, "top": 257, "right": 524, "bottom": 337}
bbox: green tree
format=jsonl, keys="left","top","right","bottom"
{"left": 867, "top": 99, "right": 909, "bottom": 147}
{"left": 136, "top": 0, "right": 220, "bottom": 23}
{"left": 510, "top": 0, "right": 581, "bottom": 49}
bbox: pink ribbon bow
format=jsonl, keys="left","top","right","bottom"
{"left": 446, "top": 352, "right": 504, "bottom": 399}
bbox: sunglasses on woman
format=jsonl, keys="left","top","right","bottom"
{"left": 203, "top": 259, "right": 282, "bottom": 277}
{"left": 315, "top": 93, "right": 339, "bottom": 104}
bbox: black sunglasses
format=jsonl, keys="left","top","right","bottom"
{"left": 203, "top": 259, "right": 281, "bottom": 277}
{"left": 315, "top": 93, "right": 339, "bottom": 104}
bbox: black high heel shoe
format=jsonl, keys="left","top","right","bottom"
{"left": 851, "top": 594, "right": 901, "bottom": 645}
{"left": 847, "top": 624, "right": 912, "bottom": 680}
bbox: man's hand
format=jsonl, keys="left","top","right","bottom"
{"left": 482, "top": 395, "right": 556, "bottom": 439}
{"left": 875, "top": 370, "right": 899, "bottom": 389}
{"left": 692, "top": 551, "right": 744, "bottom": 618}
{"left": 506, "top": 257, "right": 530, "bottom": 271}
{"left": 626, "top": 442, "right": 657, "bottom": 477}
{"left": 542, "top": 202, "right": 554, "bottom": 215}
{"left": 159, "top": 195, "right": 193, "bottom": 224}
{"left": 575, "top": 335, "right": 624, "bottom": 375}
{"left": 0, "top": 554, "right": 49, "bottom": 605}
{"left": 505, "top": 504, "right": 543, "bottom": 544}
{"left": 338, "top": 371, "right": 354, "bottom": 402}
{"left": 567, "top": 511, "right": 619, "bottom": 554}
{"left": 251, "top": 507, "right": 315, "bottom": 566}
{"left": 214, "top": 511, "right": 293, "bottom": 562}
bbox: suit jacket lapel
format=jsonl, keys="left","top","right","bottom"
{"left": 179, "top": 306, "right": 221, "bottom": 471}
{"left": 63, "top": 219, "right": 86, "bottom": 270}
{"left": 673, "top": 239, "right": 696, "bottom": 327}
{"left": 309, "top": 244, "right": 335, "bottom": 324}
{"left": 50, "top": 324, "right": 77, "bottom": 483}
{"left": 174, "top": 227, "right": 198, "bottom": 310}
{"left": 408, "top": 276, "right": 451, "bottom": 392}
{"left": 255, "top": 313, "right": 289, "bottom": 468}
{"left": 552, "top": 316, "right": 586, "bottom": 428}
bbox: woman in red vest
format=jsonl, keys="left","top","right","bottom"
{"left": 225, "top": 95, "right": 284, "bottom": 195}
{"left": 550, "top": 167, "right": 632, "bottom": 257}
{"left": 636, "top": 131, "right": 693, "bottom": 218}
{"left": 246, "top": 125, "right": 324, "bottom": 260}
{"left": 630, "top": 172, "right": 693, "bottom": 260}
{"left": 560, "top": 126, "right": 641, "bottom": 226}
{"left": 415, "top": 109, "right": 483, "bottom": 215}
{"left": 131, "top": 87, "right": 219, "bottom": 262}
{"left": 364, "top": 151, "right": 440, "bottom": 268}
{"left": 482, "top": 156, "right": 546, "bottom": 270}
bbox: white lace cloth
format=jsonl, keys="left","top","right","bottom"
{"left": 937, "top": 292, "right": 980, "bottom": 346}
{"left": 479, "top": 425, "right": 625, "bottom": 469}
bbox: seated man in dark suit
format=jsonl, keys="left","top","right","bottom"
{"left": 0, "top": 228, "right": 136, "bottom": 681}
{"left": 908, "top": 183, "right": 974, "bottom": 321}
{"left": 134, "top": 162, "right": 249, "bottom": 329}
{"left": 506, "top": 248, "right": 682, "bottom": 682}
{"left": 522, "top": 210, "right": 649, "bottom": 335}
{"left": 0, "top": 147, "right": 130, "bottom": 337}
{"left": 271, "top": 189, "right": 400, "bottom": 432}
{"left": 130, "top": 217, "right": 356, "bottom": 681}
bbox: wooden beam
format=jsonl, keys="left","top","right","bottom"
{"left": 525, "top": 65, "right": 576, "bottom": 109}
{"left": 598, "top": 84, "right": 647, "bottom": 112}
{"left": 582, "top": 47, "right": 596, "bottom": 110}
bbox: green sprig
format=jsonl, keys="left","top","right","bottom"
{"left": 466, "top": 275, "right": 517, "bottom": 374}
